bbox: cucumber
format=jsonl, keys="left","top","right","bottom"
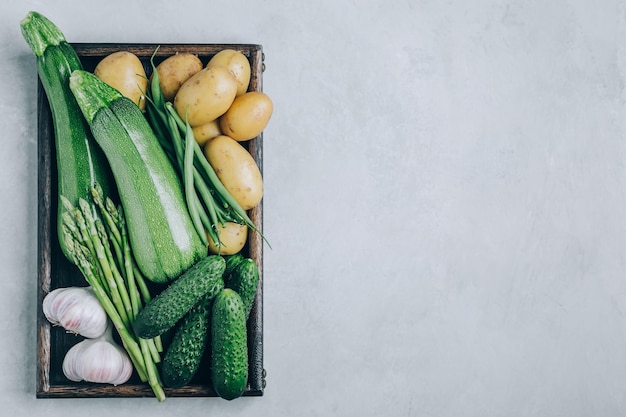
{"left": 226, "top": 258, "right": 259, "bottom": 319}
{"left": 223, "top": 253, "right": 245, "bottom": 285}
{"left": 161, "top": 294, "right": 212, "bottom": 388}
{"left": 211, "top": 288, "right": 248, "bottom": 400}
{"left": 20, "top": 11, "right": 111, "bottom": 262}
{"left": 68, "top": 69, "right": 206, "bottom": 283}
{"left": 134, "top": 255, "right": 225, "bottom": 339}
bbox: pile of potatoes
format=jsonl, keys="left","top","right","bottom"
{"left": 92, "top": 49, "right": 272, "bottom": 255}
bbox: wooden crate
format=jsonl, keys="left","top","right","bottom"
{"left": 36, "top": 43, "right": 265, "bottom": 398}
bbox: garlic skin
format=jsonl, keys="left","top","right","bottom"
{"left": 62, "top": 325, "right": 133, "bottom": 386}
{"left": 43, "top": 286, "right": 108, "bottom": 339}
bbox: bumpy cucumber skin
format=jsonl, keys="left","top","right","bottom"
{"left": 21, "top": 12, "right": 110, "bottom": 262}
{"left": 161, "top": 295, "right": 212, "bottom": 388}
{"left": 226, "top": 258, "right": 259, "bottom": 319}
{"left": 134, "top": 255, "right": 225, "bottom": 339}
{"left": 89, "top": 95, "right": 206, "bottom": 283}
{"left": 211, "top": 288, "right": 248, "bottom": 400}
{"left": 223, "top": 254, "right": 245, "bottom": 285}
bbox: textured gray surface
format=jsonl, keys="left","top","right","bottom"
{"left": 3, "top": 1, "right": 626, "bottom": 416}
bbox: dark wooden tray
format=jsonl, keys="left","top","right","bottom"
{"left": 37, "top": 43, "right": 265, "bottom": 399}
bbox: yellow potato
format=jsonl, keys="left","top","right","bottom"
{"left": 174, "top": 66, "right": 237, "bottom": 127}
{"left": 153, "top": 53, "right": 203, "bottom": 102}
{"left": 220, "top": 92, "right": 273, "bottom": 141}
{"left": 192, "top": 119, "right": 221, "bottom": 146}
{"left": 208, "top": 222, "right": 248, "bottom": 255}
{"left": 94, "top": 51, "right": 147, "bottom": 110}
{"left": 203, "top": 135, "right": 263, "bottom": 210}
{"left": 207, "top": 49, "right": 251, "bottom": 96}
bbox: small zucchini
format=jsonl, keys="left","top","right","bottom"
{"left": 211, "top": 288, "right": 248, "bottom": 400}
{"left": 133, "top": 255, "right": 225, "bottom": 339}
{"left": 68, "top": 69, "right": 207, "bottom": 283}
{"left": 20, "top": 11, "right": 111, "bottom": 262}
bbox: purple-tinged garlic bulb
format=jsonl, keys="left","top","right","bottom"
{"left": 42, "top": 286, "right": 108, "bottom": 338}
{"left": 62, "top": 324, "right": 133, "bottom": 386}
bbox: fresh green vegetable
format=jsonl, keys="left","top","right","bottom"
{"left": 134, "top": 255, "right": 225, "bottom": 339}
{"left": 227, "top": 258, "right": 259, "bottom": 319}
{"left": 161, "top": 295, "right": 212, "bottom": 388}
{"left": 144, "top": 54, "right": 266, "bottom": 251}
{"left": 20, "top": 11, "right": 111, "bottom": 262}
{"left": 59, "top": 184, "right": 165, "bottom": 401}
{"left": 223, "top": 253, "right": 246, "bottom": 284}
{"left": 68, "top": 69, "right": 207, "bottom": 283}
{"left": 211, "top": 288, "right": 248, "bottom": 400}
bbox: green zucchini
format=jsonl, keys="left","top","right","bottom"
{"left": 226, "top": 258, "right": 259, "bottom": 319}
{"left": 20, "top": 11, "right": 111, "bottom": 262}
{"left": 161, "top": 294, "right": 212, "bottom": 388}
{"left": 133, "top": 255, "right": 225, "bottom": 339}
{"left": 68, "top": 69, "right": 207, "bottom": 283}
{"left": 211, "top": 288, "right": 248, "bottom": 400}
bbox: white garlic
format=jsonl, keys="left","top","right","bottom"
{"left": 62, "top": 324, "right": 133, "bottom": 386}
{"left": 42, "top": 286, "right": 108, "bottom": 338}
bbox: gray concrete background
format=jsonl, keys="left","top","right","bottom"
{"left": 3, "top": 1, "right": 626, "bottom": 416}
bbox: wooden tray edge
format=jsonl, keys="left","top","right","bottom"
{"left": 36, "top": 43, "right": 266, "bottom": 399}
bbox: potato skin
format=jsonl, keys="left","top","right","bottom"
{"left": 192, "top": 119, "right": 221, "bottom": 146}
{"left": 154, "top": 53, "right": 203, "bottom": 102}
{"left": 208, "top": 222, "right": 248, "bottom": 255}
{"left": 220, "top": 92, "right": 273, "bottom": 141}
{"left": 174, "top": 66, "right": 237, "bottom": 127}
{"left": 203, "top": 135, "right": 263, "bottom": 210}
{"left": 94, "top": 51, "right": 147, "bottom": 110}
{"left": 207, "top": 49, "right": 251, "bottom": 96}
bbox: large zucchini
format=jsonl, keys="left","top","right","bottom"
{"left": 20, "top": 11, "right": 111, "bottom": 262}
{"left": 68, "top": 69, "right": 206, "bottom": 283}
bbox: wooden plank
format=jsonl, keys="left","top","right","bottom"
{"left": 37, "top": 80, "right": 52, "bottom": 397}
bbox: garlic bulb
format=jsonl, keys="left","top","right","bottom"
{"left": 43, "top": 286, "right": 108, "bottom": 338}
{"left": 62, "top": 324, "right": 133, "bottom": 386}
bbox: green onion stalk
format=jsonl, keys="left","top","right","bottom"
{"left": 60, "top": 184, "right": 165, "bottom": 402}
{"left": 143, "top": 48, "right": 267, "bottom": 253}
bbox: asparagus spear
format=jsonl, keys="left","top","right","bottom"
{"left": 59, "top": 186, "right": 166, "bottom": 402}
